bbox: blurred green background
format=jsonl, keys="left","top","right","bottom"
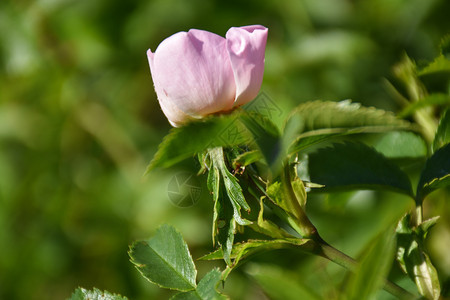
{"left": 0, "top": 0, "right": 449, "bottom": 299}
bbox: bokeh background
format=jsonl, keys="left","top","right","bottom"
{"left": 0, "top": 0, "right": 449, "bottom": 299}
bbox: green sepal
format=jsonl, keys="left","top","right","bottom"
{"left": 248, "top": 197, "right": 292, "bottom": 239}
{"left": 396, "top": 214, "right": 441, "bottom": 300}
{"left": 200, "top": 238, "right": 312, "bottom": 279}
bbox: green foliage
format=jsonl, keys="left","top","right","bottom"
{"left": 416, "top": 143, "right": 450, "bottom": 200}
{"left": 418, "top": 55, "right": 450, "bottom": 77}
{"left": 147, "top": 113, "right": 253, "bottom": 170}
{"left": 69, "top": 288, "right": 128, "bottom": 300}
{"left": 433, "top": 108, "right": 450, "bottom": 152}
{"left": 171, "top": 269, "right": 227, "bottom": 300}
{"left": 2, "top": 0, "right": 450, "bottom": 298}
{"left": 287, "top": 100, "right": 412, "bottom": 155}
{"left": 200, "top": 238, "right": 311, "bottom": 265}
{"left": 397, "top": 215, "right": 441, "bottom": 300}
{"left": 129, "top": 225, "right": 197, "bottom": 291}
{"left": 248, "top": 198, "right": 292, "bottom": 239}
{"left": 232, "top": 150, "right": 264, "bottom": 169}
{"left": 208, "top": 147, "right": 251, "bottom": 265}
{"left": 308, "top": 142, "right": 414, "bottom": 196}
{"left": 129, "top": 225, "right": 228, "bottom": 299}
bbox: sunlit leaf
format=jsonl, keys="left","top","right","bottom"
{"left": 417, "top": 143, "right": 450, "bottom": 200}
{"left": 171, "top": 269, "right": 228, "bottom": 300}
{"left": 433, "top": 108, "right": 450, "bottom": 152}
{"left": 308, "top": 142, "right": 413, "bottom": 196}
{"left": 418, "top": 55, "right": 450, "bottom": 77}
{"left": 69, "top": 288, "right": 128, "bottom": 300}
{"left": 129, "top": 225, "right": 197, "bottom": 291}
{"left": 287, "top": 100, "right": 412, "bottom": 155}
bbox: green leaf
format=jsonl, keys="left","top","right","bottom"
{"left": 398, "top": 94, "right": 450, "bottom": 118}
{"left": 213, "top": 188, "right": 236, "bottom": 266}
{"left": 396, "top": 215, "right": 441, "bottom": 300}
{"left": 147, "top": 112, "right": 253, "bottom": 171}
{"left": 287, "top": 100, "right": 412, "bottom": 155}
{"left": 171, "top": 269, "right": 227, "bottom": 300}
{"left": 308, "top": 142, "right": 414, "bottom": 196}
{"left": 417, "top": 143, "right": 450, "bottom": 200}
{"left": 289, "top": 133, "right": 343, "bottom": 154}
{"left": 200, "top": 238, "right": 311, "bottom": 267}
{"left": 129, "top": 224, "right": 197, "bottom": 291}
{"left": 417, "top": 216, "right": 440, "bottom": 238}
{"left": 69, "top": 288, "right": 128, "bottom": 300}
{"left": 418, "top": 55, "right": 450, "bottom": 77}
{"left": 374, "top": 131, "right": 427, "bottom": 158}
{"left": 208, "top": 147, "right": 251, "bottom": 265}
{"left": 246, "top": 264, "right": 321, "bottom": 300}
{"left": 232, "top": 150, "right": 263, "bottom": 169}
{"left": 344, "top": 228, "right": 396, "bottom": 300}
{"left": 239, "top": 112, "right": 281, "bottom": 169}
{"left": 248, "top": 198, "right": 292, "bottom": 239}
{"left": 433, "top": 108, "right": 450, "bottom": 152}
{"left": 290, "top": 168, "right": 307, "bottom": 208}
{"left": 209, "top": 148, "right": 251, "bottom": 226}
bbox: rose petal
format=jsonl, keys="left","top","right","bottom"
{"left": 150, "top": 29, "right": 236, "bottom": 120}
{"left": 147, "top": 49, "right": 196, "bottom": 126}
{"left": 226, "top": 25, "right": 268, "bottom": 106}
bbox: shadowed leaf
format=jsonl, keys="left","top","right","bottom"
{"left": 308, "top": 142, "right": 413, "bottom": 196}
{"left": 417, "top": 143, "right": 450, "bottom": 200}
{"left": 433, "top": 108, "right": 450, "bottom": 152}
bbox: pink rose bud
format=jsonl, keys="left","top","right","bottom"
{"left": 147, "top": 25, "right": 268, "bottom": 127}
